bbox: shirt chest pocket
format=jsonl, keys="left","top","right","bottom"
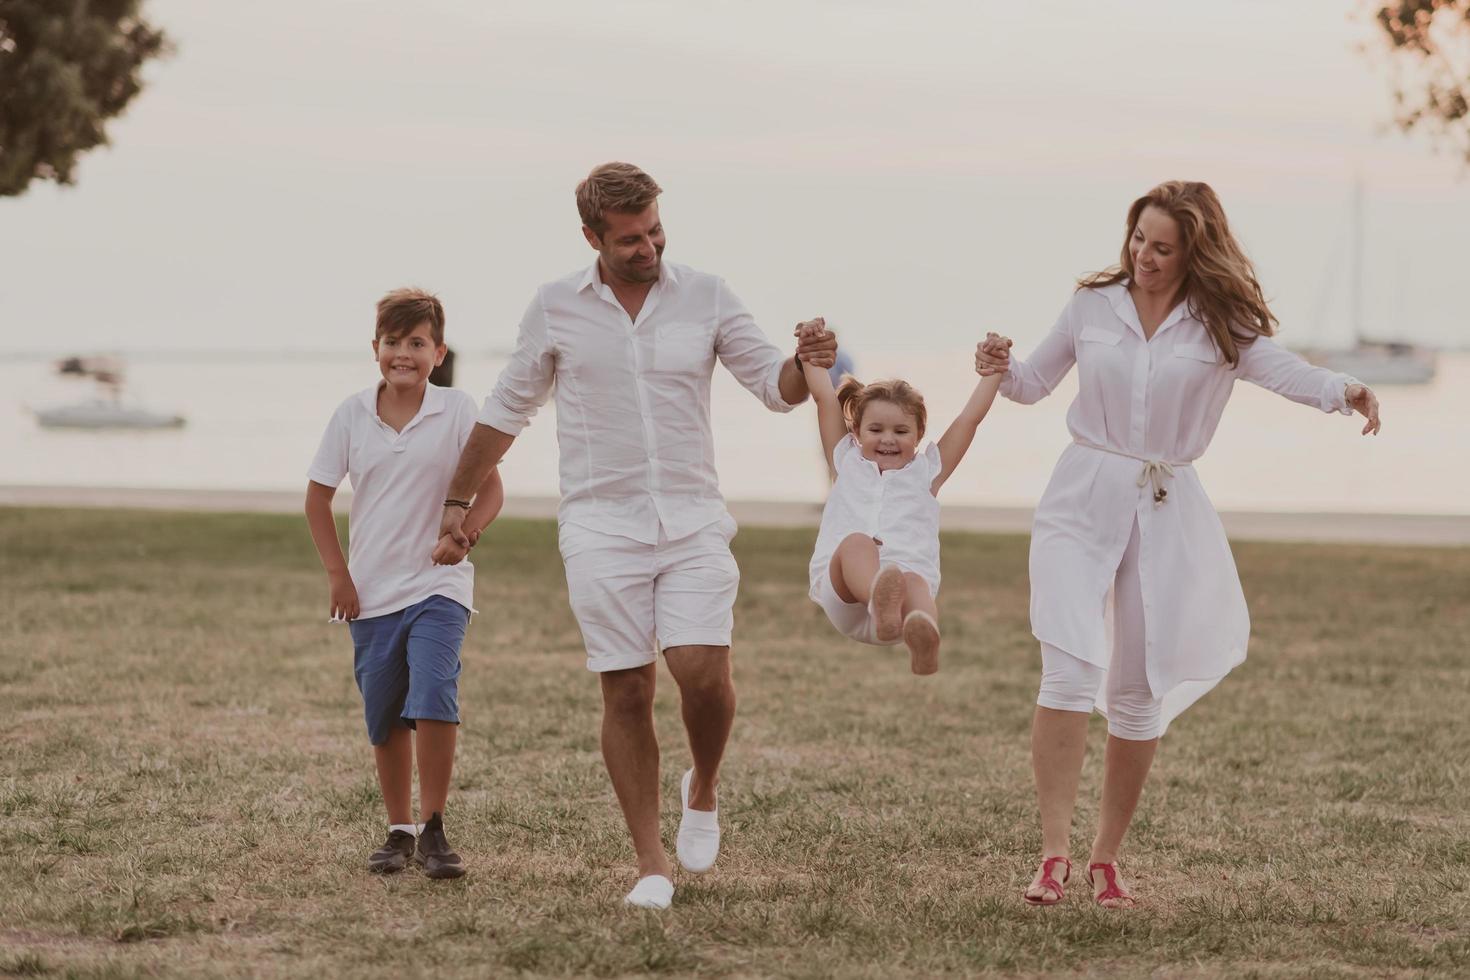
{"left": 1076, "top": 324, "right": 1125, "bottom": 365}
{"left": 1078, "top": 324, "right": 1124, "bottom": 347}
{"left": 652, "top": 321, "right": 714, "bottom": 375}
{"left": 1172, "top": 342, "right": 1219, "bottom": 365}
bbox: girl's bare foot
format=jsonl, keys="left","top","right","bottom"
{"left": 902, "top": 610, "right": 940, "bottom": 674}
{"left": 869, "top": 565, "right": 905, "bottom": 643}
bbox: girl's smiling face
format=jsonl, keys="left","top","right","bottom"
{"left": 856, "top": 399, "right": 920, "bottom": 471}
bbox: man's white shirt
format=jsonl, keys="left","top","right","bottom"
{"left": 480, "top": 260, "right": 797, "bottom": 544}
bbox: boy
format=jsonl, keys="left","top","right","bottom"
{"left": 304, "top": 287, "right": 502, "bottom": 878}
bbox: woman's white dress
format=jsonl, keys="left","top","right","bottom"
{"left": 1001, "top": 283, "right": 1357, "bottom": 731}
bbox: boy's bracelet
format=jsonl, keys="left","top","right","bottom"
{"left": 444, "top": 498, "right": 471, "bottom": 510}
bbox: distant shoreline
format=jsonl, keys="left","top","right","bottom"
{"left": 3, "top": 484, "right": 1467, "bottom": 548}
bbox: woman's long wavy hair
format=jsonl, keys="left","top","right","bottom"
{"left": 835, "top": 376, "right": 927, "bottom": 438}
{"left": 1078, "top": 181, "right": 1276, "bottom": 367}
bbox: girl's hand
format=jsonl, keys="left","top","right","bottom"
{"left": 794, "top": 318, "right": 837, "bottom": 369}
{"left": 328, "top": 570, "right": 360, "bottom": 622}
{"left": 1346, "top": 383, "right": 1381, "bottom": 435}
{"left": 975, "top": 333, "right": 1013, "bottom": 376}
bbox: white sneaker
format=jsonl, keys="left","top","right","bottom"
{"left": 676, "top": 768, "right": 720, "bottom": 873}
{"left": 623, "top": 874, "right": 674, "bottom": 910}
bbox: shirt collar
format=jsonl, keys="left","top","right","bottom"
{"left": 359, "top": 381, "right": 446, "bottom": 420}
{"left": 1107, "top": 279, "right": 1190, "bottom": 340}
{"left": 576, "top": 259, "right": 679, "bottom": 294}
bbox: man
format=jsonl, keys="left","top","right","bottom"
{"left": 437, "top": 162, "right": 836, "bottom": 909}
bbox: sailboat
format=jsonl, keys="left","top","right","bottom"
{"left": 1299, "top": 180, "right": 1437, "bottom": 385}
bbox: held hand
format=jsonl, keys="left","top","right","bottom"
{"left": 794, "top": 318, "right": 838, "bottom": 370}
{"left": 1346, "top": 384, "right": 1381, "bottom": 435}
{"left": 975, "top": 332, "right": 1013, "bottom": 376}
{"left": 438, "top": 505, "right": 470, "bottom": 549}
{"left": 432, "top": 532, "right": 470, "bottom": 566}
{"left": 327, "top": 571, "right": 360, "bottom": 622}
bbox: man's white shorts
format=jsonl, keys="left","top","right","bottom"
{"left": 812, "top": 572, "right": 896, "bottom": 647}
{"left": 559, "top": 516, "right": 740, "bottom": 672}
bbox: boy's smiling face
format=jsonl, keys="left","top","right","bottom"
{"left": 373, "top": 320, "right": 445, "bottom": 391}
{"left": 856, "top": 400, "right": 920, "bottom": 471}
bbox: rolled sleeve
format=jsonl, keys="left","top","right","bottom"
{"left": 714, "top": 278, "right": 797, "bottom": 413}
{"left": 479, "top": 293, "right": 555, "bottom": 435}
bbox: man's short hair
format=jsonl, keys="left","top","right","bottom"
{"left": 375, "top": 288, "right": 445, "bottom": 345}
{"left": 576, "top": 162, "right": 662, "bottom": 236}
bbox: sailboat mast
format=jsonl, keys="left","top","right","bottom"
{"left": 1350, "top": 176, "right": 1363, "bottom": 344}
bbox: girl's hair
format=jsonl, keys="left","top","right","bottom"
{"left": 834, "top": 376, "right": 927, "bottom": 438}
{"left": 1078, "top": 180, "right": 1276, "bottom": 367}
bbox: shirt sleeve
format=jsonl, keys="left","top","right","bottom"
{"left": 479, "top": 292, "right": 556, "bottom": 435}
{"left": 307, "top": 401, "right": 351, "bottom": 488}
{"left": 1236, "top": 334, "right": 1356, "bottom": 415}
{"left": 832, "top": 432, "right": 860, "bottom": 469}
{"left": 922, "top": 441, "right": 943, "bottom": 482}
{"left": 454, "top": 390, "right": 478, "bottom": 451}
{"left": 999, "top": 295, "right": 1079, "bottom": 405}
{"left": 714, "top": 278, "right": 797, "bottom": 414}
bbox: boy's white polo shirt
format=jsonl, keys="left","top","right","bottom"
{"left": 308, "top": 382, "right": 479, "bottom": 620}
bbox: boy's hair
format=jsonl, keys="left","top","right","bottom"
{"left": 835, "top": 376, "right": 927, "bottom": 438}
{"left": 376, "top": 288, "right": 445, "bottom": 345}
{"left": 576, "top": 162, "right": 662, "bottom": 236}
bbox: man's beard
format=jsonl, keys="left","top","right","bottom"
{"left": 623, "top": 254, "right": 661, "bottom": 283}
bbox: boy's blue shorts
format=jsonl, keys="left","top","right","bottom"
{"left": 348, "top": 594, "right": 468, "bottom": 746}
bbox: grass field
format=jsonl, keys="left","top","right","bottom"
{"left": 1, "top": 507, "right": 1467, "bottom": 979}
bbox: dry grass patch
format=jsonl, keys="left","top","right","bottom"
{"left": 0, "top": 507, "right": 1467, "bottom": 978}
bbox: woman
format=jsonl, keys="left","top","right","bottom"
{"left": 975, "top": 181, "right": 1381, "bottom": 908}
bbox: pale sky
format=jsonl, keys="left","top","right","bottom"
{"left": 4, "top": 0, "right": 1468, "bottom": 355}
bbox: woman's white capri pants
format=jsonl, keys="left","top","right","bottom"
{"left": 1036, "top": 519, "right": 1163, "bottom": 741}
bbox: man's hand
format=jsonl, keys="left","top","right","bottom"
{"left": 439, "top": 505, "right": 470, "bottom": 549}
{"left": 432, "top": 532, "right": 470, "bottom": 566}
{"left": 327, "top": 570, "right": 360, "bottom": 622}
{"left": 1346, "top": 383, "right": 1382, "bottom": 435}
{"left": 794, "top": 317, "right": 838, "bottom": 369}
{"left": 975, "top": 332, "right": 1013, "bottom": 376}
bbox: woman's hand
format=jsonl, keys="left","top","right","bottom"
{"left": 975, "top": 332, "right": 1013, "bottom": 376}
{"left": 1346, "top": 383, "right": 1381, "bottom": 435}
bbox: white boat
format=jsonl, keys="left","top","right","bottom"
{"left": 1297, "top": 178, "right": 1437, "bottom": 386}
{"left": 35, "top": 398, "right": 185, "bottom": 430}
{"left": 1304, "top": 341, "right": 1436, "bottom": 385}
{"left": 36, "top": 354, "right": 186, "bottom": 429}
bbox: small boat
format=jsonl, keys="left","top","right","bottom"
{"left": 1302, "top": 340, "right": 1436, "bottom": 386}
{"left": 35, "top": 398, "right": 185, "bottom": 430}
{"left": 34, "top": 354, "right": 186, "bottom": 429}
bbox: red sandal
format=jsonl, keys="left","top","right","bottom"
{"left": 1023, "top": 855, "right": 1071, "bottom": 906}
{"left": 1087, "top": 861, "right": 1137, "bottom": 908}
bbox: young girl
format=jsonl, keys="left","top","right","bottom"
{"left": 800, "top": 319, "right": 1002, "bottom": 674}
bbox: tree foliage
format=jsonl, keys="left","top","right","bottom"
{"left": 1374, "top": 1, "right": 1470, "bottom": 164}
{"left": 0, "top": 0, "right": 169, "bottom": 196}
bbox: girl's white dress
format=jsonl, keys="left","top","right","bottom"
{"left": 809, "top": 434, "right": 943, "bottom": 644}
{"left": 1002, "top": 283, "right": 1358, "bottom": 731}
